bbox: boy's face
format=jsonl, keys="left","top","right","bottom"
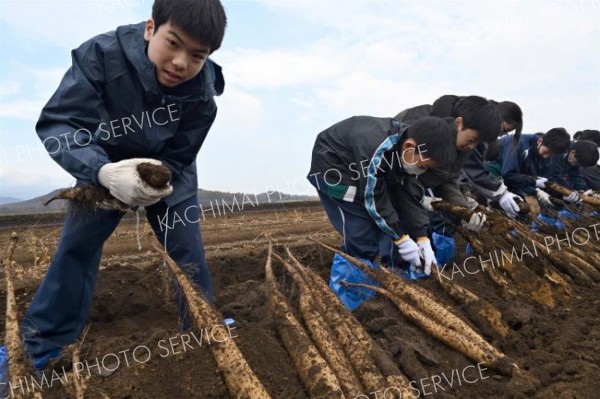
{"left": 144, "top": 19, "right": 211, "bottom": 87}
{"left": 400, "top": 139, "right": 439, "bottom": 171}
{"left": 537, "top": 138, "right": 552, "bottom": 158}
{"left": 454, "top": 117, "right": 479, "bottom": 152}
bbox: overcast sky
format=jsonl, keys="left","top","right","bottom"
{"left": 0, "top": 0, "right": 599, "bottom": 200}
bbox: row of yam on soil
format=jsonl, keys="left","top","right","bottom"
{"left": 3, "top": 185, "right": 600, "bottom": 398}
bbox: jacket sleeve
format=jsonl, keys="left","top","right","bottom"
{"left": 462, "top": 143, "right": 507, "bottom": 199}
{"left": 501, "top": 138, "right": 536, "bottom": 191}
{"left": 393, "top": 176, "right": 429, "bottom": 238}
{"left": 157, "top": 100, "right": 217, "bottom": 176}
{"left": 362, "top": 136, "right": 408, "bottom": 241}
{"left": 547, "top": 155, "right": 573, "bottom": 188}
{"left": 569, "top": 168, "right": 589, "bottom": 190}
{"left": 36, "top": 42, "right": 113, "bottom": 186}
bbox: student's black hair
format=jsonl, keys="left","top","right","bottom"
{"left": 152, "top": 0, "right": 227, "bottom": 53}
{"left": 541, "top": 128, "right": 570, "bottom": 154}
{"left": 497, "top": 101, "right": 523, "bottom": 144}
{"left": 574, "top": 129, "right": 600, "bottom": 146}
{"left": 431, "top": 95, "right": 502, "bottom": 143}
{"left": 406, "top": 117, "right": 457, "bottom": 168}
{"left": 571, "top": 140, "right": 599, "bottom": 167}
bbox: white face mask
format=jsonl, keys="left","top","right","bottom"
{"left": 403, "top": 162, "right": 427, "bottom": 176}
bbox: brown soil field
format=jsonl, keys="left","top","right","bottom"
{"left": 1, "top": 201, "right": 599, "bottom": 398}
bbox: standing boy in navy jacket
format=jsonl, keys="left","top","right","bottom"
{"left": 3, "top": 0, "right": 227, "bottom": 373}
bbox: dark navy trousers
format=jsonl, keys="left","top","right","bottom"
{"left": 318, "top": 191, "right": 399, "bottom": 266}
{"left": 21, "top": 195, "right": 212, "bottom": 359}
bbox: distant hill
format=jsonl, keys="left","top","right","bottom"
{"left": 0, "top": 197, "right": 22, "bottom": 205}
{"left": 0, "top": 190, "right": 66, "bottom": 215}
{"left": 0, "top": 188, "right": 317, "bottom": 215}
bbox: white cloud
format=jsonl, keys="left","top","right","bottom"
{"left": 0, "top": 67, "right": 66, "bottom": 121}
{"left": 0, "top": 81, "right": 20, "bottom": 97}
{"left": 0, "top": 0, "right": 147, "bottom": 50}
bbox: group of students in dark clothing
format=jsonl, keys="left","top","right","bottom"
{"left": 308, "top": 94, "right": 600, "bottom": 310}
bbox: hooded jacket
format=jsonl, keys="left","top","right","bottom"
{"left": 308, "top": 116, "right": 429, "bottom": 240}
{"left": 492, "top": 133, "right": 550, "bottom": 195}
{"left": 36, "top": 22, "right": 224, "bottom": 207}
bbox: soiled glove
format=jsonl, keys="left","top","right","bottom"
{"left": 465, "top": 196, "right": 479, "bottom": 211}
{"left": 421, "top": 196, "right": 442, "bottom": 212}
{"left": 499, "top": 192, "right": 522, "bottom": 218}
{"left": 461, "top": 212, "right": 487, "bottom": 232}
{"left": 535, "top": 189, "right": 553, "bottom": 208}
{"left": 417, "top": 237, "right": 437, "bottom": 275}
{"left": 584, "top": 189, "right": 600, "bottom": 200}
{"left": 98, "top": 158, "right": 173, "bottom": 207}
{"left": 563, "top": 191, "right": 580, "bottom": 203}
{"left": 395, "top": 235, "right": 421, "bottom": 268}
{"left": 535, "top": 177, "right": 548, "bottom": 189}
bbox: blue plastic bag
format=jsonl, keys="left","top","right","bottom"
{"left": 465, "top": 243, "right": 473, "bottom": 256}
{"left": 558, "top": 209, "right": 583, "bottom": 220}
{"left": 1, "top": 345, "right": 8, "bottom": 398}
{"left": 432, "top": 232, "right": 455, "bottom": 266}
{"left": 395, "top": 265, "right": 430, "bottom": 281}
{"left": 329, "top": 254, "right": 380, "bottom": 311}
{"left": 531, "top": 221, "right": 539, "bottom": 232}
{"left": 536, "top": 213, "right": 565, "bottom": 230}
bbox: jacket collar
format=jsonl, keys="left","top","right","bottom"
{"left": 116, "top": 22, "right": 224, "bottom": 102}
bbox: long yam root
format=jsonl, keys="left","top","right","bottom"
{"left": 311, "top": 239, "right": 516, "bottom": 376}
{"left": 265, "top": 244, "right": 344, "bottom": 398}
{"left": 271, "top": 251, "right": 364, "bottom": 397}
{"left": 346, "top": 281, "right": 514, "bottom": 377}
{"left": 284, "top": 248, "right": 414, "bottom": 399}
{"left": 156, "top": 244, "right": 271, "bottom": 399}
{"left": 431, "top": 201, "right": 509, "bottom": 234}
{"left": 546, "top": 181, "right": 600, "bottom": 206}
{"left": 3, "top": 233, "right": 42, "bottom": 399}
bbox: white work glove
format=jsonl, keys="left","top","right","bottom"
{"left": 584, "top": 189, "right": 600, "bottom": 200}
{"left": 535, "top": 189, "right": 553, "bottom": 208}
{"left": 535, "top": 177, "right": 548, "bottom": 189}
{"left": 465, "top": 196, "right": 479, "bottom": 211}
{"left": 396, "top": 235, "right": 421, "bottom": 268}
{"left": 421, "top": 196, "right": 442, "bottom": 212}
{"left": 562, "top": 191, "right": 580, "bottom": 203}
{"left": 416, "top": 237, "right": 437, "bottom": 275}
{"left": 498, "top": 192, "right": 522, "bottom": 219}
{"left": 98, "top": 158, "right": 173, "bottom": 207}
{"left": 461, "top": 212, "right": 487, "bottom": 232}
